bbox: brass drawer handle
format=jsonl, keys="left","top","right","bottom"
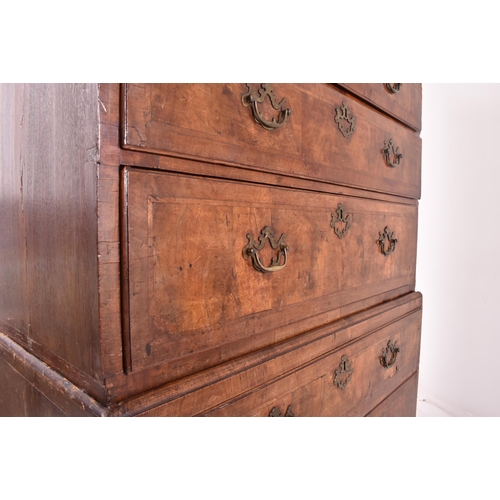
{"left": 331, "top": 203, "right": 352, "bottom": 239}
{"left": 380, "top": 340, "right": 400, "bottom": 368}
{"left": 334, "top": 101, "right": 356, "bottom": 138}
{"left": 377, "top": 226, "right": 397, "bottom": 256}
{"left": 243, "top": 226, "right": 289, "bottom": 273}
{"left": 385, "top": 83, "right": 402, "bottom": 94}
{"left": 381, "top": 138, "right": 403, "bottom": 168}
{"left": 242, "top": 84, "right": 291, "bottom": 130}
{"left": 269, "top": 405, "right": 295, "bottom": 417}
{"left": 334, "top": 355, "right": 354, "bottom": 390}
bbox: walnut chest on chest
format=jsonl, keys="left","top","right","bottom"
{"left": 0, "top": 83, "right": 422, "bottom": 416}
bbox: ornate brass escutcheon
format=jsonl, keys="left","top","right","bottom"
{"left": 333, "top": 355, "right": 354, "bottom": 390}
{"left": 243, "top": 226, "right": 289, "bottom": 273}
{"left": 380, "top": 340, "right": 400, "bottom": 368}
{"left": 241, "top": 84, "right": 291, "bottom": 130}
{"left": 334, "top": 101, "right": 356, "bottom": 137}
{"left": 330, "top": 203, "right": 352, "bottom": 239}
{"left": 381, "top": 138, "right": 403, "bottom": 168}
{"left": 268, "top": 405, "right": 295, "bottom": 417}
{"left": 377, "top": 226, "right": 397, "bottom": 256}
{"left": 385, "top": 83, "right": 402, "bottom": 94}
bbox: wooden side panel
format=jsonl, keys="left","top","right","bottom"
{"left": 0, "top": 356, "right": 67, "bottom": 417}
{"left": 124, "top": 167, "right": 418, "bottom": 377}
{"left": 0, "top": 84, "right": 29, "bottom": 339}
{"left": 21, "top": 84, "right": 101, "bottom": 379}
{"left": 336, "top": 83, "right": 422, "bottom": 132}
{"left": 123, "top": 84, "right": 421, "bottom": 198}
{"left": 366, "top": 371, "right": 419, "bottom": 417}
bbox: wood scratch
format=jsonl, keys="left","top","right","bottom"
{"left": 98, "top": 98, "right": 107, "bottom": 113}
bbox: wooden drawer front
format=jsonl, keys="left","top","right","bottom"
{"left": 123, "top": 84, "right": 421, "bottom": 198}
{"left": 337, "top": 83, "right": 422, "bottom": 132}
{"left": 366, "top": 371, "right": 419, "bottom": 417}
{"left": 124, "top": 167, "right": 417, "bottom": 376}
{"left": 205, "top": 309, "right": 421, "bottom": 416}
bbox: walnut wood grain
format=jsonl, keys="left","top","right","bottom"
{"left": 0, "top": 84, "right": 104, "bottom": 396}
{"left": 96, "top": 84, "right": 127, "bottom": 381}
{"left": 121, "top": 292, "right": 422, "bottom": 416}
{"left": 0, "top": 319, "right": 109, "bottom": 404}
{"left": 122, "top": 84, "right": 421, "bottom": 199}
{"left": 120, "top": 149, "right": 419, "bottom": 206}
{"left": 131, "top": 294, "right": 422, "bottom": 416}
{"left": 0, "top": 82, "right": 422, "bottom": 416}
{"left": 105, "top": 286, "right": 417, "bottom": 403}
{"left": 0, "top": 331, "right": 106, "bottom": 417}
{"left": 204, "top": 308, "right": 421, "bottom": 417}
{"left": 0, "top": 356, "right": 67, "bottom": 417}
{"left": 0, "top": 84, "right": 30, "bottom": 340}
{"left": 123, "top": 167, "right": 418, "bottom": 376}
{"left": 0, "top": 293, "right": 420, "bottom": 417}
{"left": 336, "top": 83, "right": 422, "bottom": 132}
{"left": 22, "top": 84, "right": 101, "bottom": 379}
{"left": 366, "top": 371, "right": 419, "bottom": 417}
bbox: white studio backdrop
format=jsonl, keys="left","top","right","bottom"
{"left": 417, "top": 83, "right": 500, "bottom": 416}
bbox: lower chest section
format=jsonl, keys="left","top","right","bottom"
{"left": 119, "top": 292, "right": 422, "bottom": 417}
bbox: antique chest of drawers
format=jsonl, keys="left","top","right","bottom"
{"left": 0, "top": 83, "right": 422, "bottom": 416}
